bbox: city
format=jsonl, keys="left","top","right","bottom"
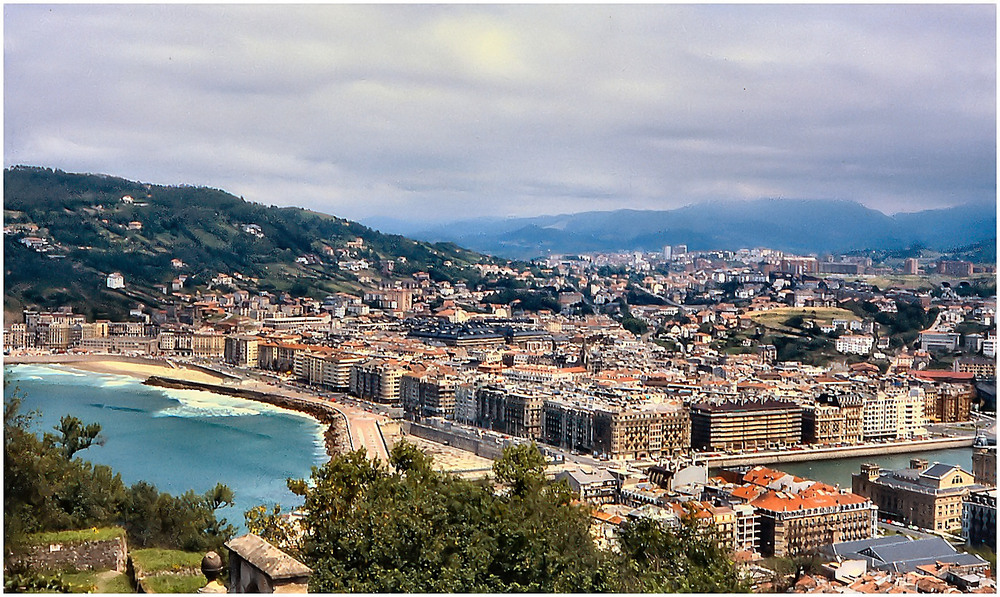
{"left": 4, "top": 4, "right": 995, "bottom": 594}
{"left": 5, "top": 232, "right": 997, "bottom": 592}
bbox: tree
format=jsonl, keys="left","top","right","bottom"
{"left": 45, "top": 415, "right": 104, "bottom": 459}
{"left": 290, "top": 441, "right": 746, "bottom": 593}
{"left": 4, "top": 391, "right": 234, "bottom": 560}
{"left": 615, "top": 515, "right": 749, "bottom": 593}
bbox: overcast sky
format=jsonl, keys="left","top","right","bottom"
{"left": 4, "top": 4, "right": 996, "bottom": 224}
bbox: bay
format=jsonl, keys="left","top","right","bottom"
{"left": 4, "top": 364, "right": 327, "bottom": 531}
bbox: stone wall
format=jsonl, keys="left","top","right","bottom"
{"left": 402, "top": 421, "right": 508, "bottom": 460}
{"left": 14, "top": 535, "right": 128, "bottom": 573}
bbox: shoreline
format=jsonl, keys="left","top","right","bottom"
{"left": 5, "top": 353, "right": 229, "bottom": 385}
{"left": 144, "top": 376, "right": 352, "bottom": 458}
{"left": 6, "top": 356, "right": 349, "bottom": 461}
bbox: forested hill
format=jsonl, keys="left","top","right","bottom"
{"left": 3, "top": 166, "right": 494, "bottom": 320}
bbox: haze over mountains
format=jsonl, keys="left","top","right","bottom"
{"left": 365, "top": 199, "right": 997, "bottom": 260}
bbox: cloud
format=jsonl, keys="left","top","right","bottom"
{"left": 4, "top": 4, "right": 995, "bottom": 224}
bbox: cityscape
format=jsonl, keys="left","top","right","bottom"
{"left": 4, "top": 4, "right": 996, "bottom": 595}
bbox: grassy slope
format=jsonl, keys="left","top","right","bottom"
{"left": 4, "top": 166, "right": 497, "bottom": 316}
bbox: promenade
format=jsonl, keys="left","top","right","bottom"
{"left": 700, "top": 436, "right": 976, "bottom": 468}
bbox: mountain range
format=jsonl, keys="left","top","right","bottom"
{"left": 365, "top": 199, "right": 997, "bottom": 259}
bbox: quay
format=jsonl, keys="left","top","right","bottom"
{"left": 701, "top": 436, "right": 976, "bottom": 468}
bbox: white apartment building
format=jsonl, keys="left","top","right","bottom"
{"left": 835, "top": 334, "right": 874, "bottom": 355}
{"left": 863, "top": 394, "right": 899, "bottom": 441}
{"left": 863, "top": 390, "right": 926, "bottom": 441}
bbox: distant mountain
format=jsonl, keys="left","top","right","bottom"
{"left": 3, "top": 167, "right": 495, "bottom": 320}
{"left": 372, "top": 199, "right": 996, "bottom": 259}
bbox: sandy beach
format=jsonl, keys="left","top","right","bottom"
{"left": 5, "top": 354, "right": 228, "bottom": 385}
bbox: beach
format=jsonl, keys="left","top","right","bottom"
{"left": 5, "top": 354, "right": 228, "bottom": 385}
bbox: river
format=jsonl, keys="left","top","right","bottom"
{"left": 746, "top": 447, "right": 975, "bottom": 489}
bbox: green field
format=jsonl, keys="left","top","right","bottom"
{"left": 747, "top": 307, "right": 859, "bottom": 334}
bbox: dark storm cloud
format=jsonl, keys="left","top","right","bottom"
{"left": 4, "top": 4, "right": 995, "bottom": 223}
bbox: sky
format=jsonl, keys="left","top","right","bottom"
{"left": 4, "top": 4, "right": 996, "bottom": 225}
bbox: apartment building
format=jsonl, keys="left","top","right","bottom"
{"left": 835, "top": 334, "right": 874, "bottom": 355}
{"left": 350, "top": 358, "right": 407, "bottom": 405}
{"left": 224, "top": 335, "right": 260, "bottom": 367}
{"left": 475, "top": 384, "right": 545, "bottom": 440}
{"left": 689, "top": 399, "right": 802, "bottom": 451}
{"left": 400, "top": 371, "right": 457, "bottom": 419}
{"left": 751, "top": 486, "right": 876, "bottom": 558}
{"left": 861, "top": 390, "right": 926, "bottom": 441}
{"left": 962, "top": 489, "right": 996, "bottom": 549}
{"left": 296, "top": 350, "right": 363, "bottom": 391}
{"left": 801, "top": 393, "right": 863, "bottom": 445}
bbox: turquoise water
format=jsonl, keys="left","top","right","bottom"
{"left": 4, "top": 364, "right": 327, "bottom": 531}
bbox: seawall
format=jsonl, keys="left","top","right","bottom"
{"left": 701, "top": 437, "right": 976, "bottom": 468}
{"left": 144, "top": 376, "right": 350, "bottom": 458}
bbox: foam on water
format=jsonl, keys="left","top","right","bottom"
{"left": 5, "top": 363, "right": 328, "bottom": 529}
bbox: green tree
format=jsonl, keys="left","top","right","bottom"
{"left": 45, "top": 415, "right": 104, "bottom": 459}
{"left": 615, "top": 515, "right": 749, "bottom": 593}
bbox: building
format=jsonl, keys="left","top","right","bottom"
{"left": 937, "top": 260, "right": 973, "bottom": 277}
{"left": 400, "top": 371, "right": 457, "bottom": 420}
{"left": 954, "top": 356, "right": 996, "bottom": 379}
{"left": 852, "top": 460, "right": 984, "bottom": 533}
{"left": 962, "top": 489, "right": 996, "bottom": 549}
{"left": 350, "top": 358, "right": 407, "bottom": 405}
{"left": 903, "top": 258, "right": 919, "bottom": 275}
{"left": 297, "top": 350, "right": 363, "bottom": 391}
{"left": 554, "top": 469, "right": 618, "bottom": 504}
{"left": 751, "top": 486, "right": 877, "bottom": 558}
{"left": 823, "top": 535, "right": 990, "bottom": 576}
{"left": 106, "top": 272, "right": 125, "bottom": 289}
{"left": 802, "top": 393, "right": 864, "bottom": 445}
{"left": 690, "top": 399, "right": 802, "bottom": 451}
{"left": 475, "top": 384, "right": 545, "bottom": 440}
{"left": 919, "top": 331, "right": 960, "bottom": 353}
{"left": 972, "top": 448, "right": 996, "bottom": 487}
{"left": 224, "top": 335, "right": 260, "bottom": 367}
{"left": 835, "top": 334, "right": 874, "bottom": 355}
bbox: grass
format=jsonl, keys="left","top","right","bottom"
{"left": 747, "top": 306, "right": 859, "bottom": 327}
{"left": 25, "top": 527, "right": 125, "bottom": 545}
{"left": 130, "top": 548, "right": 204, "bottom": 573}
{"left": 52, "top": 570, "right": 100, "bottom": 592}
{"left": 100, "top": 572, "right": 135, "bottom": 593}
{"left": 960, "top": 543, "right": 997, "bottom": 569}
{"left": 143, "top": 574, "right": 208, "bottom": 593}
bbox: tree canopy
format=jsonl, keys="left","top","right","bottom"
{"left": 285, "top": 441, "right": 748, "bottom": 593}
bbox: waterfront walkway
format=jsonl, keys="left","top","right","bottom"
{"left": 700, "top": 436, "right": 977, "bottom": 468}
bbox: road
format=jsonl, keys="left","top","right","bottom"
{"left": 877, "top": 520, "right": 962, "bottom": 544}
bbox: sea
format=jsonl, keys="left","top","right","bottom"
{"left": 4, "top": 364, "right": 327, "bottom": 531}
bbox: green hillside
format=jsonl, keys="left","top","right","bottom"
{"left": 4, "top": 166, "right": 496, "bottom": 320}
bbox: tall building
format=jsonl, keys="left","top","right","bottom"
{"left": 903, "top": 258, "right": 919, "bottom": 275}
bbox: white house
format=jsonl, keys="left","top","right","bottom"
{"left": 107, "top": 272, "right": 125, "bottom": 289}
